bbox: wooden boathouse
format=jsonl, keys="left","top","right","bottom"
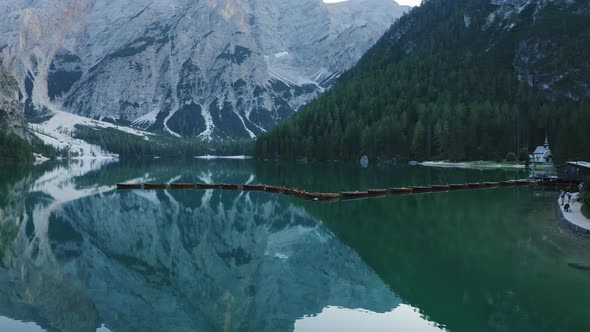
{"left": 556, "top": 161, "right": 590, "bottom": 182}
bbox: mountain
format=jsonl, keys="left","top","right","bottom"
{"left": 0, "top": 0, "right": 408, "bottom": 141}
{"left": 0, "top": 60, "right": 28, "bottom": 140}
{"left": 0, "top": 59, "right": 33, "bottom": 162}
{"left": 256, "top": 0, "right": 590, "bottom": 162}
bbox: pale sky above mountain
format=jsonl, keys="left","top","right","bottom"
{"left": 323, "top": 0, "right": 421, "bottom": 6}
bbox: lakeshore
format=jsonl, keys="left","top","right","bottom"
{"left": 420, "top": 161, "right": 526, "bottom": 170}
{"left": 558, "top": 193, "right": 590, "bottom": 235}
{"left": 420, "top": 160, "right": 559, "bottom": 171}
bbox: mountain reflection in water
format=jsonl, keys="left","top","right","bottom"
{"left": 1, "top": 159, "right": 589, "bottom": 332}
{"left": 0, "top": 160, "right": 409, "bottom": 332}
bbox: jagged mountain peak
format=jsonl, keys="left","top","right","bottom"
{"left": 0, "top": 0, "right": 408, "bottom": 140}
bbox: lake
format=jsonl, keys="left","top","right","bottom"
{"left": 0, "top": 159, "right": 589, "bottom": 332}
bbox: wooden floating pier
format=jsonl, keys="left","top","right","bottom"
{"left": 196, "top": 183, "right": 219, "bottom": 189}
{"left": 243, "top": 184, "right": 266, "bottom": 191}
{"left": 221, "top": 184, "right": 241, "bottom": 190}
{"left": 368, "top": 189, "right": 388, "bottom": 196}
{"left": 116, "top": 179, "right": 538, "bottom": 202}
{"left": 266, "top": 186, "right": 284, "bottom": 193}
{"left": 116, "top": 183, "right": 142, "bottom": 190}
{"left": 342, "top": 191, "right": 370, "bottom": 199}
{"left": 320, "top": 193, "right": 341, "bottom": 201}
{"left": 144, "top": 183, "right": 168, "bottom": 190}
{"left": 170, "top": 183, "right": 195, "bottom": 190}
{"left": 450, "top": 183, "right": 469, "bottom": 190}
{"left": 391, "top": 187, "right": 413, "bottom": 194}
{"left": 431, "top": 185, "right": 451, "bottom": 191}
{"left": 411, "top": 186, "right": 433, "bottom": 193}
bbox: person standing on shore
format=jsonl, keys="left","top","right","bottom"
{"left": 560, "top": 190, "right": 565, "bottom": 205}
{"left": 580, "top": 181, "right": 584, "bottom": 193}
{"left": 566, "top": 191, "right": 573, "bottom": 203}
{"left": 560, "top": 190, "right": 565, "bottom": 206}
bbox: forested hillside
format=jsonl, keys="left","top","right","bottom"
{"left": 74, "top": 126, "right": 253, "bottom": 159}
{"left": 256, "top": 0, "right": 590, "bottom": 162}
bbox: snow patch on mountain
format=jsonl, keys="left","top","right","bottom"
{"left": 0, "top": 0, "right": 409, "bottom": 140}
{"left": 29, "top": 110, "right": 153, "bottom": 159}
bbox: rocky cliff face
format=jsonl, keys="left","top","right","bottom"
{"left": 486, "top": 0, "right": 590, "bottom": 100}
{"left": 394, "top": 0, "right": 590, "bottom": 100}
{"left": 0, "top": 60, "right": 29, "bottom": 140}
{"left": 0, "top": 0, "right": 407, "bottom": 140}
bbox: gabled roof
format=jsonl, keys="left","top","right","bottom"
{"left": 533, "top": 146, "right": 547, "bottom": 154}
{"left": 566, "top": 161, "right": 590, "bottom": 169}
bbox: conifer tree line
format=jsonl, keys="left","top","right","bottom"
{"left": 0, "top": 130, "right": 61, "bottom": 163}
{"left": 255, "top": 0, "right": 590, "bottom": 163}
{"left": 74, "top": 126, "right": 253, "bottom": 159}
{"left": 0, "top": 130, "right": 32, "bottom": 163}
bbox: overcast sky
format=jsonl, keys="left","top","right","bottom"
{"left": 324, "top": 0, "right": 422, "bottom": 6}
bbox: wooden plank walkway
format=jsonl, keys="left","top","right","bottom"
{"left": 117, "top": 179, "right": 538, "bottom": 202}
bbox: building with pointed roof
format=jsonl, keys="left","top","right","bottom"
{"left": 530, "top": 136, "right": 552, "bottom": 163}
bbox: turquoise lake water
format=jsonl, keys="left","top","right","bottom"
{"left": 0, "top": 159, "right": 588, "bottom": 332}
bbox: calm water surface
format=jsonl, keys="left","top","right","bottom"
{"left": 0, "top": 159, "right": 589, "bottom": 332}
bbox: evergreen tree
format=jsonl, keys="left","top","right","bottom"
{"left": 411, "top": 120, "right": 426, "bottom": 160}
{"left": 255, "top": 0, "right": 590, "bottom": 163}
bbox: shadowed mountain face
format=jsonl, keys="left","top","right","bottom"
{"left": 0, "top": 60, "right": 28, "bottom": 139}
{"left": 0, "top": 0, "right": 407, "bottom": 140}
{"left": 0, "top": 161, "right": 399, "bottom": 332}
